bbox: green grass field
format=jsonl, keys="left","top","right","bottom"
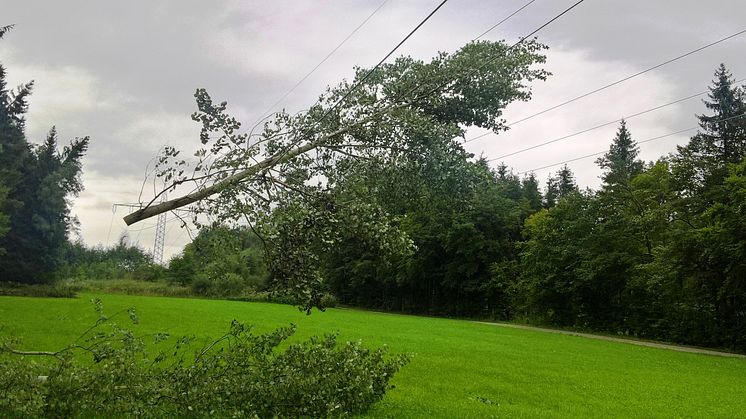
{"left": 1, "top": 293, "right": 745, "bottom": 418}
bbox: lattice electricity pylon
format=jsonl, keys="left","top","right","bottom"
{"left": 153, "top": 210, "right": 167, "bottom": 265}
{"left": 113, "top": 195, "right": 193, "bottom": 265}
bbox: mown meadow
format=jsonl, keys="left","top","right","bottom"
{"left": 1, "top": 293, "right": 745, "bottom": 418}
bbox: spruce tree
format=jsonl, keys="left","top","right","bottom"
{"left": 556, "top": 164, "right": 577, "bottom": 198}
{"left": 521, "top": 173, "right": 543, "bottom": 212}
{"left": 698, "top": 64, "right": 746, "bottom": 164}
{"left": 0, "top": 25, "right": 89, "bottom": 282}
{"left": 673, "top": 64, "right": 746, "bottom": 205}
{"left": 544, "top": 175, "right": 559, "bottom": 208}
{"left": 596, "top": 120, "right": 644, "bottom": 189}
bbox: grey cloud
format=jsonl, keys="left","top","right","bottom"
{"left": 2, "top": 0, "right": 744, "bottom": 256}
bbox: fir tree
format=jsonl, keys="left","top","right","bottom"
{"left": 556, "top": 164, "right": 577, "bottom": 198}
{"left": 521, "top": 173, "right": 543, "bottom": 212}
{"left": 596, "top": 120, "right": 644, "bottom": 189}
{"left": 698, "top": 64, "right": 746, "bottom": 163}
{"left": 0, "top": 26, "right": 89, "bottom": 282}
{"left": 544, "top": 175, "right": 559, "bottom": 208}
{"left": 673, "top": 64, "right": 746, "bottom": 204}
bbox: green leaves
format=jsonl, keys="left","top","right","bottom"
{"left": 0, "top": 302, "right": 408, "bottom": 417}
{"left": 145, "top": 39, "right": 549, "bottom": 311}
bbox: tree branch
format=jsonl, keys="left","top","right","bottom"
{"left": 124, "top": 101, "right": 412, "bottom": 225}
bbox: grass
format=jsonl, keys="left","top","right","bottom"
{"left": 72, "top": 278, "right": 193, "bottom": 297}
{"left": 1, "top": 293, "right": 745, "bottom": 418}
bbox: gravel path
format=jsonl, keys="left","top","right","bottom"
{"left": 474, "top": 321, "right": 746, "bottom": 359}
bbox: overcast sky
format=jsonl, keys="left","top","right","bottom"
{"left": 2, "top": 0, "right": 745, "bottom": 260}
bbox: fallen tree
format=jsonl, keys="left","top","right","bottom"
{"left": 125, "top": 40, "right": 550, "bottom": 309}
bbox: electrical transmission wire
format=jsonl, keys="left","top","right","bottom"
{"left": 384, "top": 0, "right": 586, "bottom": 139}
{"left": 261, "top": 0, "right": 534, "bottom": 139}
{"left": 245, "top": 0, "right": 391, "bottom": 134}
{"left": 483, "top": 77, "right": 746, "bottom": 161}
{"left": 140, "top": 0, "right": 583, "bottom": 224}
{"left": 515, "top": 112, "right": 746, "bottom": 174}
{"left": 473, "top": 0, "right": 538, "bottom": 41}
{"left": 502, "top": 28, "right": 746, "bottom": 128}
{"left": 288, "top": 0, "right": 540, "bottom": 139}
{"left": 419, "top": 0, "right": 587, "bottom": 103}
{"left": 313, "top": 0, "right": 450, "bottom": 126}
{"left": 261, "top": 0, "right": 451, "bottom": 161}
{"left": 281, "top": 0, "right": 582, "bottom": 170}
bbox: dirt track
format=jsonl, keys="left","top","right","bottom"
{"left": 474, "top": 321, "right": 746, "bottom": 359}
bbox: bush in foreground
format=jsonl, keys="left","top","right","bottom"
{"left": 0, "top": 300, "right": 408, "bottom": 417}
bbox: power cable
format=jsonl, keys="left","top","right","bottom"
{"left": 483, "top": 77, "right": 746, "bottom": 161}
{"left": 409, "top": 0, "right": 586, "bottom": 116}
{"left": 515, "top": 112, "right": 746, "bottom": 174}
{"left": 504, "top": 28, "right": 746, "bottom": 128}
{"left": 517, "top": 128, "right": 693, "bottom": 174}
{"left": 270, "top": 0, "right": 533, "bottom": 137}
{"left": 473, "top": 0, "right": 538, "bottom": 41}
{"left": 130, "top": 0, "right": 584, "bottom": 224}
{"left": 314, "top": 0, "right": 450, "bottom": 126}
{"left": 260, "top": 0, "right": 451, "bottom": 167}
{"left": 244, "top": 0, "right": 391, "bottom": 135}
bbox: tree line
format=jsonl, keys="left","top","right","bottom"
{"left": 320, "top": 64, "right": 746, "bottom": 350}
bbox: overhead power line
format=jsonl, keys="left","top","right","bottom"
{"left": 317, "top": 0, "right": 450, "bottom": 124}
{"left": 320, "top": 0, "right": 586, "bottom": 126}
{"left": 245, "top": 0, "right": 390, "bottom": 134}
{"left": 317, "top": 0, "right": 549, "bottom": 128}
{"left": 411, "top": 0, "right": 587, "bottom": 114}
{"left": 504, "top": 28, "right": 746, "bottom": 128}
{"left": 264, "top": 0, "right": 450, "bottom": 169}
{"left": 473, "top": 0, "right": 537, "bottom": 41}
{"left": 124, "top": 0, "right": 587, "bottom": 225}
{"left": 483, "top": 77, "right": 746, "bottom": 161}
{"left": 515, "top": 112, "right": 746, "bottom": 174}
{"left": 295, "top": 0, "right": 582, "bottom": 161}
{"left": 255, "top": 0, "right": 533, "bottom": 139}
{"left": 516, "top": 129, "right": 693, "bottom": 174}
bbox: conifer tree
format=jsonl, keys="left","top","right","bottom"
{"left": 0, "top": 25, "right": 89, "bottom": 282}
{"left": 698, "top": 64, "right": 746, "bottom": 164}
{"left": 521, "top": 173, "right": 543, "bottom": 212}
{"left": 544, "top": 175, "right": 559, "bottom": 208}
{"left": 673, "top": 64, "right": 746, "bottom": 205}
{"left": 596, "top": 120, "right": 644, "bottom": 189}
{"left": 556, "top": 164, "right": 577, "bottom": 198}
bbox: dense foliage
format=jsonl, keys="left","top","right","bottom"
{"left": 0, "top": 25, "right": 89, "bottom": 283}
{"left": 517, "top": 65, "right": 746, "bottom": 349}
{"left": 324, "top": 157, "right": 534, "bottom": 317}
{"left": 3, "top": 19, "right": 745, "bottom": 352}
{"left": 138, "top": 48, "right": 745, "bottom": 349}
{"left": 150, "top": 39, "right": 550, "bottom": 310}
{"left": 0, "top": 300, "right": 408, "bottom": 417}
{"left": 167, "top": 225, "right": 267, "bottom": 296}
{"left": 58, "top": 235, "right": 165, "bottom": 281}
{"left": 318, "top": 64, "right": 746, "bottom": 350}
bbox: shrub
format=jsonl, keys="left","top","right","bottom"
{"left": 320, "top": 292, "right": 339, "bottom": 308}
{"left": 0, "top": 301, "right": 408, "bottom": 417}
{"left": 73, "top": 279, "right": 192, "bottom": 298}
{"left": 132, "top": 264, "right": 168, "bottom": 282}
{"left": 212, "top": 272, "right": 246, "bottom": 296}
{"left": 0, "top": 282, "right": 79, "bottom": 298}
{"left": 190, "top": 275, "right": 212, "bottom": 295}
